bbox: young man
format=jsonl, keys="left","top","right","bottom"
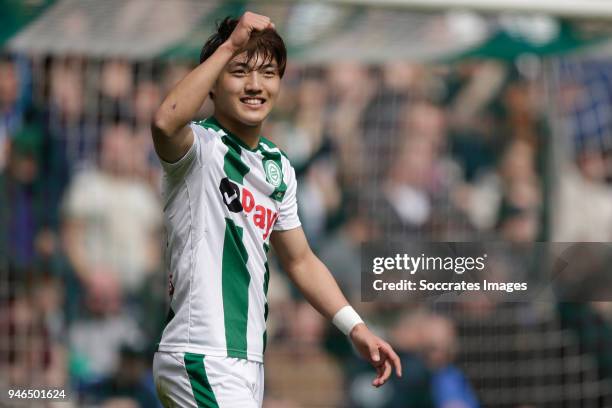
{"left": 151, "top": 12, "right": 401, "bottom": 407}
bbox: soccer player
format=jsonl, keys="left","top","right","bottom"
{"left": 151, "top": 12, "right": 402, "bottom": 407}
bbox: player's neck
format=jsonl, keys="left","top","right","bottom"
{"left": 213, "top": 113, "right": 261, "bottom": 150}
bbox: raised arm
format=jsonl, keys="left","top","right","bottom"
{"left": 151, "top": 12, "right": 274, "bottom": 162}
{"left": 271, "top": 227, "right": 402, "bottom": 387}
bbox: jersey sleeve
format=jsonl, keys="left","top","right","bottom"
{"left": 273, "top": 162, "right": 301, "bottom": 231}
{"left": 158, "top": 122, "right": 216, "bottom": 177}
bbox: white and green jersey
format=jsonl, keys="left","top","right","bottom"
{"left": 157, "top": 117, "right": 300, "bottom": 363}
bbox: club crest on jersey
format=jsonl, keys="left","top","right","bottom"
{"left": 264, "top": 160, "right": 282, "bottom": 188}
{"left": 218, "top": 177, "right": 278, "bottom": 240}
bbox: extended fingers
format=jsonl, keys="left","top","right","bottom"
{"left": 372, "top": 360, "right": 392, "bottom": 387}
{"left": 372, "top": 364, "right": 384, "bottom": 387}
{"left": 380, "top": 342, "right": 402, "bottom": 378}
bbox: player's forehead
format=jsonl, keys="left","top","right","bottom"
{"left": 228, "top": 51, "right": 278, "bottom": 70}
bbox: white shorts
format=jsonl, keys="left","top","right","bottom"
{"left": 153, "top": 351, "right": 265, "bottom": 408}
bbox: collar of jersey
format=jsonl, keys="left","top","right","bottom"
{"left": 204, "top": 116, "right": 261, "bottom": 153}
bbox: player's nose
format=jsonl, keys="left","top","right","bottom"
{"left": 244, "top": 71, "right": 263, "bottom": 93}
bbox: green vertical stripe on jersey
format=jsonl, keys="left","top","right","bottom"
{"left": 184, "top": 353, "right": 219, "bottom": 408}
{"left": 222, "top": 218, "right": 250, "bottom": 359}
{"left": 259, "top": 138, "right": 287, "bottom": 202}
{"left": 197, "top": 117, "right": 251, "bottom": 184}
{"left": 262, "top": 242, "right": 270, "bottom": 353}
{"left": 221, "top": 136, "right": 250, "bottom": 184}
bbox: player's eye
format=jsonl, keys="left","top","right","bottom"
{"left": 232, "top": 69, "right": 247, "bottom": 76}
{"left": 263, "top": 70, "right": 277, "bottom": 78}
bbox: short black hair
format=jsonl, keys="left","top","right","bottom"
{"left": 200, "top": 16, "right": 287, "bottom": 77}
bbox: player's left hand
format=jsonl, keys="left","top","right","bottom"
{"left": 349, "top": 323, "right": 402, "bottom": 387}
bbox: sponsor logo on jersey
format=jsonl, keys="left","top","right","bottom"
{"left": 219, "top": 177, "right": 278, "bottom": 240}
{"left": 219, "top": 177, "right": 243, "bottom": 212}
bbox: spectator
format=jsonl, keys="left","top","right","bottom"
{"left": 79, "top": 343, "right": 160, "bottom": 408}
{"left": 132, "top": 79, "right": 161, "bottom": 128}
{"left": 367, "top": 97, "right": 475, "bottom": 241}
{"left": 379, "top": 132, "right": 438, "bottom": 237}
{"left": 422, "top": 314, "right": 480, "bottom": 408}
{"left": 0, "top": 56, "right": 27, "bottom": 171}
{"left": 61, "top": 122, "right": 162, "bottom": 296}
{"left": 131, "top": 79, "right": 163, "bottom": 189}
{"left": 264, "top": 301, "right": 344, "bottom": 406}
{"left": 99, "top": 59, "right": 133, "bottom": 122}
{"left": 318, "top": 196, "right": 381, "bottom": 299}
{"left": 372, "top": 311, "right": 433, "bottom": 408}
{"left": 0, "top": 125, "right": 46, "bottom": 269}
{"left": 46, "top": 57, "right": 94, "bottom": 167}
{"left": 460, "top": 138, "right": 540, "bottom": 234}
{"left": 554, "top": 146, "right": 612, "bottom": 241}
{"left": 558, "top": 301, "right": 612, "bottom": 379}
{"left": 268, "top": 70, "right": 342, "bottom": 244}
{"left": 69, "top": 265, "right": 144, "bottom": 380}
{"left": 0, "top": 271, "right": 66, "bottom": 388}
{"left": 360, "top": 63, "right": 414, "bottom": 184}
{"left": 328, "top": 62, "right": 373, "bottom": 184}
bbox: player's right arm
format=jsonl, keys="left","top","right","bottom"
{"left": 151, "top": 12, "right": 274, "bottom": 163}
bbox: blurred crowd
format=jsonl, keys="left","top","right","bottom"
{"left": 1, "top": 50, "right": 612, "bottom": 408}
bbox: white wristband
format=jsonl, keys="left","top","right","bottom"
{"left": 332, "top": 306, "right": 364, "bottom": 336}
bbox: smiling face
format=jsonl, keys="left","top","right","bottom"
{"left": 211, "top": 52, "right": 281, "bottom": 130}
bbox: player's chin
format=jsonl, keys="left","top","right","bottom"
{"left": 236, "top": 106, "right": 271, "bottom": 126}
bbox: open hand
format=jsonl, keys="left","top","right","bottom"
{"left": 350, "top": 323, "right": 402, "bottom": 387}
{"left": 227, "top": 12, "right": 275, "bottom": 52}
